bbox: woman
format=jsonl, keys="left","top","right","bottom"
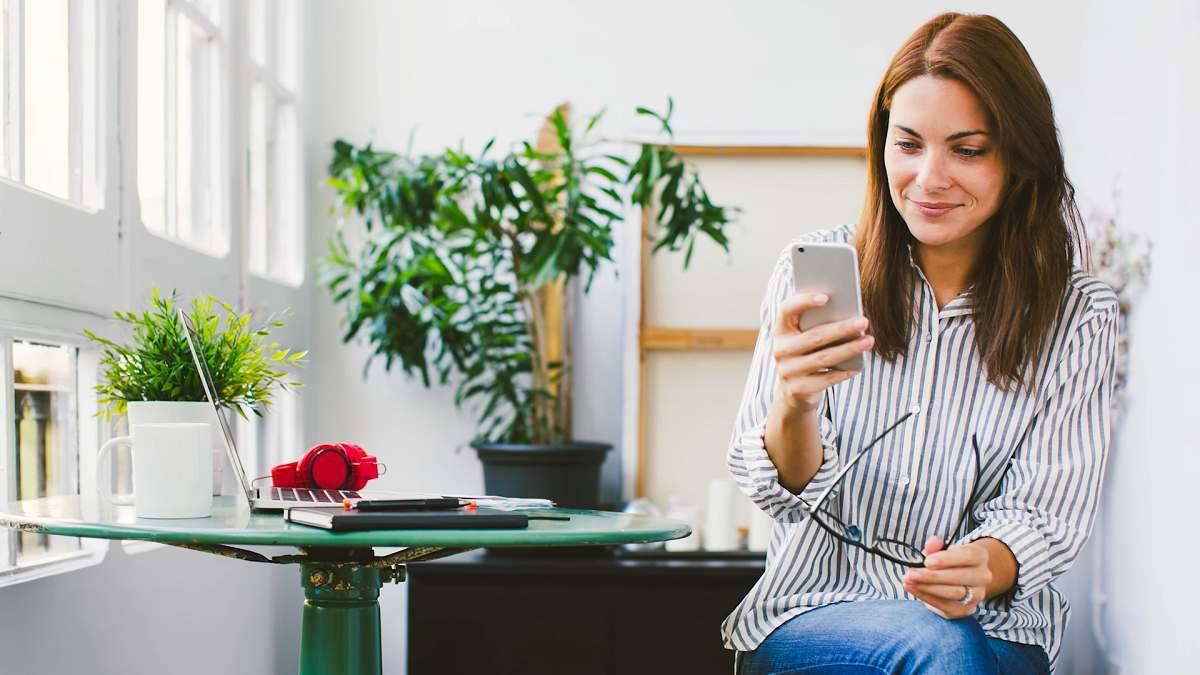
{"left": 724, "top": 13, "right": 1117, "bottom": 675}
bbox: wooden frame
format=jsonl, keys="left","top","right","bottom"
{"left": 633, "top": 142, "right": 865, "bottom": 498}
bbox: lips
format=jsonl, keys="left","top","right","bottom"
{"left": 911, "top": 200, "right": 960, "bottom": 217}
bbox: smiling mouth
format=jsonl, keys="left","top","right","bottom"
{"left": 911, "top": 200, "right": 960, "bottom": 217}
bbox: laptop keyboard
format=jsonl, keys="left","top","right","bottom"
{"left": 270, "top": 487, "right": 361, "bottom": 503}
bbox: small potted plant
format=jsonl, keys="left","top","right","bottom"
{"left": 322, "top": 101, "right": 736, "bottom": 507}
{"left": 85, "top": 290, "right": 306, "bottom": 493}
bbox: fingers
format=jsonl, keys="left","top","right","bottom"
{"left": 774, "top": 314, "right": 869, "bottom": 356}
{"left": 772, "top": 292, "right": 872, "bottom": 411}
{"left": 909, "top": 583, "right": 976, "bottom": 602}
{"left": 777, "top": 335, "right": 873, "bottom": 378}
{"left": 924, "top": 542, "right": 988, "bottom": 571}
{"left": 776, "top": 292, "right": 831, "bottom": 335}
{"left": 903, "top": 563, "right": 991, "bottom": 590}
{"left": 910, "top": 586, "right": 983, "bottom": 620}
{"left": 922, "top": 536, "right": 944, "bottom": 556}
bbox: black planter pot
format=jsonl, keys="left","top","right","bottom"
{"left": 471, "top": 440, "right": 612, "bottom": 509}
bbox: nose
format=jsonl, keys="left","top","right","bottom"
{"left": 915, "top": 152, "right": 951, "bottom": 194}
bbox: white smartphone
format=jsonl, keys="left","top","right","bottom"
{"left": 790, "top": 241, "right": 866, "bottom": 371}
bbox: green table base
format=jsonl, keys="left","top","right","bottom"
{"left": 182, "top": 543, "right": 469, "bottom": 675}
{"left": 300, "top": 555, "right": 383, "bottom": 675}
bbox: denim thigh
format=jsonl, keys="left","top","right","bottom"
{"left": 737, "top": 599, "right": 1050, "bottom": 675}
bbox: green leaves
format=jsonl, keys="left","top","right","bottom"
{"left": 84, "top": 290, "right": 305, "bottom": 420}
{"left": 321, "top": 100, "right": 736, "bottom": 443}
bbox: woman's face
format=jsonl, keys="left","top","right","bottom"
{"left": 884, "top": 75, "right": 1005, "bottom": 255}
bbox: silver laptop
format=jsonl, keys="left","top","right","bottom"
{"left": 179, "top": 310, "right": 394, "bottom": 510}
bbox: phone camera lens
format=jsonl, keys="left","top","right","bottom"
{"left": 797, "top": 247, "right": 805, "bottom": 253}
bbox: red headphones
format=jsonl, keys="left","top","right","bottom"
{"left": 271, "top": 443, "right": 384, "bottom": 491}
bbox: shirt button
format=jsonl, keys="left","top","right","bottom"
{"left": 898, "top": 477, "right": 910, "bottom": 487}
{"left": 910, "top": 404, "right": 921, "bottom": 415}
{"left": 925, "top": 332, "right": 933, "bottom": 343}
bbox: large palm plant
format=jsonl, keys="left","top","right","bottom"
{"left": 323, "top": 101, "right": 735, "bottom": 444}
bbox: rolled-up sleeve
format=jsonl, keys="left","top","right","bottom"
{"left": 726, "top": 243, "right": 842, "bottom": 523}
{"left": 963, "top": 301, "right": 1119, "bottom": 603}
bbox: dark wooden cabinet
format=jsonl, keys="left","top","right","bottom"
{"left": 406, "top": 549, "right": 765, "bottom": 675}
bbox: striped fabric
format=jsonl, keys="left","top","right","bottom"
{"left": 722, "top": 224, "right": 1119, "bottom": 671}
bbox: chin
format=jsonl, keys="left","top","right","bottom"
{"left": 902, "top": 212, "right": 973, "bottom": 248}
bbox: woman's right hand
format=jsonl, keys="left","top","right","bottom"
{"left": 772, "top": 292, "right": 874, "bottom": 413}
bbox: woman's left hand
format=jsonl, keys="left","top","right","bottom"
{"left": 902, "top": 536, "right": 992, "bottom": 619}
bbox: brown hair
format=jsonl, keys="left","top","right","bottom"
{"left": 857, "top": 12, "right": 1082, "bottom": 392}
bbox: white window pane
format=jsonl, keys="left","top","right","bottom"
{"left": 275, "top": 0, "right": 298, "bottom": 90}
{"left": 175, "top": 11, "right": 196, "bottom": 242}
{"left": 137, "top": 0, "right": 167, "bottom": 234}
{"left": 23, "top": 0, "right": 69, "bottom": 199}
{"left": 0, "top": 2, "right": 8, "bottom": 180}
{"left": 248, "top": 82, "right": 268, "bottom": 275}
{"left": 172, "top": 11, "right": 226, "bottom": 254}
{"left": 78, "top": 0, "right": 101, "bottom": 207}
{"left": 12, "top": 340, "right": 81, "bottom": 564}
{"left": 248, "top": 0, "right": 266, "bottom": 67}
{"left": 271, "top": 102, "right": 302, "bottom": 283}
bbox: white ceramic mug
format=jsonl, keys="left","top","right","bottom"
{"left": 97, "top": 422, "right": 213, "bottom": 519}
{"left": 126, "top": 401, "right": 224, "bottom": 496}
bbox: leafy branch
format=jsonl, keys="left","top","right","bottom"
{"left": 323, "top": 100, "right": 738, "bottom": 444}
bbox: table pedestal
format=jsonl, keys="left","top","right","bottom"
{"left": 300, "top": 560, "right": 385, "bottom": 675}
{"left": 165, "top": 542, "right": 470, "bottom": 675}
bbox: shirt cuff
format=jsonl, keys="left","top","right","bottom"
{"left": 962, "top": 519, "right": 1052, "bottom": 603}
{"left": 734, "top": 420, "right": 841, "bottom": 523}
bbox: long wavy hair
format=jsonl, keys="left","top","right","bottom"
{"left": 857, "top": 12, "right": 1083, "bottom": 392}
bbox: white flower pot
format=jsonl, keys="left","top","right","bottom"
{"left": 126, "top": 401, "right": 225, "bottom": 495}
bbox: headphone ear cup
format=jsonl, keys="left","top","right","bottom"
{"left": 308, "top": 446, "right": 352, "bottom": 490}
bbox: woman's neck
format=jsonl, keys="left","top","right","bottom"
{"left": 915, "top": 237, "right": 982, "bottom": 309}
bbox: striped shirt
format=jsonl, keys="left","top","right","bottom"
{"left": 722, "top": 224, "right": 1118, "bottom": 671}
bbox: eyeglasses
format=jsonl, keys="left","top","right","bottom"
{"left": 803, "top": 411, "right": 983, "bottom": 568}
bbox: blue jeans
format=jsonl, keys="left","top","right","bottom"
{"left": 738, "top": 600, "right": 1050, "bottom": 675}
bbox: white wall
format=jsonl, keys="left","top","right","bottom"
{"left": 303, "top": 1, "right": 1196, "bottom": 672}
{"left": 0, "top": 545, "right": 299, "bottom": 674}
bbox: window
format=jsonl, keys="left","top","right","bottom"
{"left": 0, "top": 0, "right": 103, "bottom": 207}
{"left": 137, "top": 0, "right": 229, "bottom": 255}
{"left": 246, "top": 0, "right": 304, "bottom": 286}
{"left": 0, "top": 331, "right": 107, "bottom": 587}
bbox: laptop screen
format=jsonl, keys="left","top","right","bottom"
{"left": 178, "top": 310, "right": 255, "bottom": 504}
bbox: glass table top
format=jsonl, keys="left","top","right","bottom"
{"left": 0, "top": 496, "right": 692, "bottom": 549}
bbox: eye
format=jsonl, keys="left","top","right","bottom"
{"left": 893, "top": 140, "right": 919, "bottom": 152}
{"left": 955, "top": 147, "right": 987, "bottom": 158}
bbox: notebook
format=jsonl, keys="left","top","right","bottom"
{"left": 285, "top": 506, "right": 530, "bottom": 532}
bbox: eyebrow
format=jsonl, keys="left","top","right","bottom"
{"left": 893, "top": 125, "right": 990, "bottom": 142}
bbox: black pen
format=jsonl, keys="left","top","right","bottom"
{"left": 345, "top": 497, "right": 472, "bottom": 511}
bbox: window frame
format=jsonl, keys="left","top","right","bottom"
{"left": 0, "top": 314, "right": 111, "bottom": 588}
{"left": 136, "top": 0, "right": 231, "bottom": 257}
{"left": 245, "top": 0, "right": 304, "bottom": 288}
{"left": 0, "top": 0, "right": 119, "bottom": 316}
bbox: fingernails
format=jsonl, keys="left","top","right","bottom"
{"left": 854, "top": 317, "right": 868, "bottom": 329}
{"left": 859, "top": 335, "right": 875, "bottom": 347}
{"left": 813, "top": 293, "right": 828, "bottom": 304}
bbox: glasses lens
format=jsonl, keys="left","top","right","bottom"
{"left": 812, "top": 505, "right": 863, "bottom": 543}
{"left": 873, "top": 537, "right": 925, "bottom": 565}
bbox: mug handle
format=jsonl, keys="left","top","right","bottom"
{"left": 97, "top": 435, "right": 133, "bottom": 506}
